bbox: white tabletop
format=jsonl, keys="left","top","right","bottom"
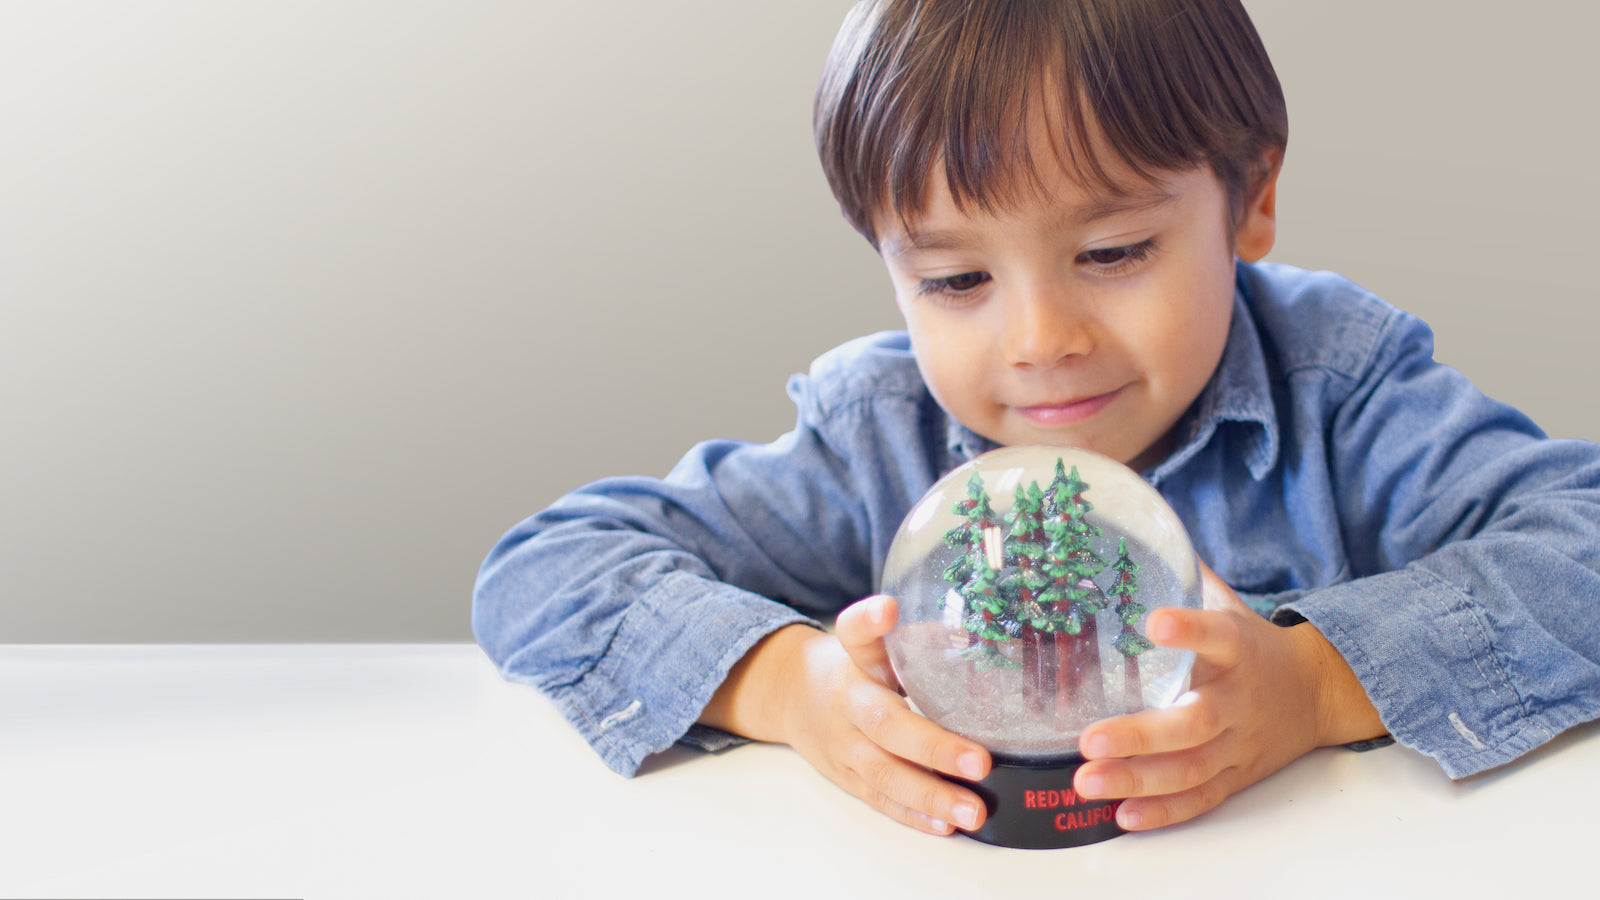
{"left": 2, "top": 643, "right": 1593, "bottom": 899}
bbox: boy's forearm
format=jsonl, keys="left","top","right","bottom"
{"left": 1291, "top": 622, "right": 1387, "bottom": 748}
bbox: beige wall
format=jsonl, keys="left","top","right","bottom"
{"left": 2, "top": 1, "right": 1594, "bottom": 641}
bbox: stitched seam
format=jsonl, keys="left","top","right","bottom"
{"left": 1276, "top": 306, "right": 1397, "bottom": 385}
{"left": 810, "top": 387, "right": 922, "bottom": 428}
{"left": 581, "top": 588, "right": 643, "bottom": 762}
{"left": 1411, "top": 566, "right": 1537, "bottom": 736}
{"left": 536, "top": 570, "right": 688, "bottom": 767}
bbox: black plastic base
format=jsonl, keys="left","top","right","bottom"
{"left": 948, "top": 754, "right": 1124, "bottom": 849}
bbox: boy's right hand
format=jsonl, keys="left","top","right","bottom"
{"left": 698, "top": 595, "right": 991, "bottom": 836}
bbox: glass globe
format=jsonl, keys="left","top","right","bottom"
{"left": 882, "top": 445, "right": 1200, "bottom": 763}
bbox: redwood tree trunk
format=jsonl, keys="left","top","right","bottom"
{"left": 1053, "top": 630, "right": 1076, "bottom": 720}
{"left": 1122, "top": 648, "right": 1142, "bottom": 712}
{"left": 1072, "top": 618, "right": 1104, "bottom": 721}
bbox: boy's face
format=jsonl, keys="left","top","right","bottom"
{"left": 876, "top": 141, "right": 1277, "bottom": 473}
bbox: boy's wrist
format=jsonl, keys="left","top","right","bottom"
{"left": 1292, "top": 622, "right": 1387, "bottom": 748}
{"left": 698, "top": 623, "right": 823, "bottom": 744}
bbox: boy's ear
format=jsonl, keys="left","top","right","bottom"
{"left": 1234, "top": 153, "right": 1281, "bottom": 263}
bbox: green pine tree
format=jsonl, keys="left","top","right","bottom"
{"left": 1041, "top": 460, "right": 1110, "bottom": 717}
{"left": 942, "top": 472, "right": 997, "bottom": 589}
{"left": 956, "top": 547, "right": 1019, "bottom": 669}
{"left": 1001, "top": 480, "right": 1055, "bottom": 703}
{"left": 940, "top": 471, "right": 1016, "bottom": 670}
{"left": 1001, "top": 481, "right": 1050, "bottom": 625}
{"left": 1108, "top": 536, "right": 1152, "bottom": 710}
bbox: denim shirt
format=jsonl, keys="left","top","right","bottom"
{"left": 474, "top": 261, "right": 1600, "bottom": 780}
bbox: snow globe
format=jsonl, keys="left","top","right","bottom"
{"left": 881, "top": 445, "right": 1200, "bottom": 848}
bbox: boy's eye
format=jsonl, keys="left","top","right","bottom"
{"left": 917, "top": 271, "right": 991, "bottom": 296}
{"left": 1077, "top": 239, "right": 1157, "bottom": 269}
{"left": 1084, "top": 247, "right": 1131, "bottom": 265}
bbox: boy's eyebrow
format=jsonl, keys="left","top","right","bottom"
{"left": 1069, "top": 186, "right": 1180, "bottom": 226}
{"left": 882, "top": 228, "right": 977, "bottom": 257}
{"left": 882, "top": 185, "right": 1181, "bottom": 257}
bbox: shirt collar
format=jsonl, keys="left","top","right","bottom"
{"left": 1148, "top": 282, "right": 1279, "bottom": 484}
{"left": 945, "top": 276, "right": 1280, "bottom": 483}
{"left": 945, "top": 420, "right": 998, "bottom": 464}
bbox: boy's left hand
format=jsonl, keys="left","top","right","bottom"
{"left": 1073, "top": 562, "right": 1386, "bottom": 831}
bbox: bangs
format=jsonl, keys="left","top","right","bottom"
{"left": 815, "top": 0, "right": 1287, "bottom": 247}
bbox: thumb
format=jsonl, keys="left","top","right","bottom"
{"left": 835, "top": 594, "right": 901, "bottom": 691}
{"left": 1141, "top": 561, "right": 1251, "bottom": 666}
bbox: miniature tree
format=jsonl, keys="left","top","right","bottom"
{"left": 942, "top": 472, "right": 1014, "bottom": 670}
{"left": 1000, "top": 481, "right": 1052, "bottom": 704}
{"left": 942, "top": 472, "right": 997, "bottom": 589}
{"left": 1040, "top": 460, "right": 1109, "bottom": 718}
{"left": 1107, "top": 536, "right": 1153, "bottom": 711}
{"left": 956, "top": 547, "right": 1018, "bottom": 670}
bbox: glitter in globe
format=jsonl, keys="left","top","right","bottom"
{"left": 883, "top": 445, "right": 1200, "bottom": 765}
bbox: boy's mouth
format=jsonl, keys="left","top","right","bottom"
{"left": 1014, "top": 387, "right": 1122, "bottom": 427}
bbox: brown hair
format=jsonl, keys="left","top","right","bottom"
{"left": 814, "top": 0, "right": 1288, "bottom": 247}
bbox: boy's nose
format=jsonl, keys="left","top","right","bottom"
{"left": 1003, "top": 284, "right": 1092, "bottom": 369}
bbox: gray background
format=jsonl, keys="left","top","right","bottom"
{"left": 3, "top": 2, "right": 1595, "bottom": 642}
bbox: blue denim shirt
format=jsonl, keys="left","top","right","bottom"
{"left": 474, "top": 261, "right": 1600, "bottom": 780}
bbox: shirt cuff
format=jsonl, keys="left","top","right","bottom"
{"left": 1277, "top": 566, "right": 1550, "bottom": 778}
{"left": 543, "top": 570, "right": 819, "bottom": 777}
{"left": 678, "top": 723, "right": 750, "bottom": 754}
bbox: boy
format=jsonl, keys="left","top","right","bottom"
{"left": 474, "top": 0, "right": 1600, "bottom": 837}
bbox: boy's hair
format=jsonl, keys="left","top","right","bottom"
{"left": 814, "top": 0, "right": 1288, "bottom": 248}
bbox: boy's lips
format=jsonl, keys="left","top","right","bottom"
{"left": 1015, "top": 387, "right": 1123, "bottom": 426}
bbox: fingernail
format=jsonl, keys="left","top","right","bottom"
{"left": 1084, "top": 732, "right": 1109, "bottom": 757}
{"left": 927, "top": 817, "right": 949, "bottom": 833}
{"left": 1149, "top": 613, "right": 1176, "bottom": 643}
{"left": 958, "top": 751, "right": 984, "bottom": 780}
{"left": 1118, "top": 806, "right": 1143, "bottom": 830}
{"left": 868, "top": 597, "right": 884, "bottom": 626}
{"left": 952, "top": 802, "right": 978, "bottom": 830}
{"left": 1080, "top": 774, "right": 1106, "bottom": 798}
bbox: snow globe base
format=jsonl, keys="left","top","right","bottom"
{"left": 949, "top": 753, "right": 1123, "bottom": 849}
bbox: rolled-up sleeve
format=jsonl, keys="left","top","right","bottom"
{"left": 472, "top": 334, "right": 940, "bottom": 776}
{"left": 1280, "top": 309, "right": 1600, "bottom": 777}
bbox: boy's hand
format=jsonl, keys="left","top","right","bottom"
{"left": 1073, "top": 563, "right": 1386, "bottom": 831}
{"left": 698, "top": 595, "right": 992, "bottom": 836}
